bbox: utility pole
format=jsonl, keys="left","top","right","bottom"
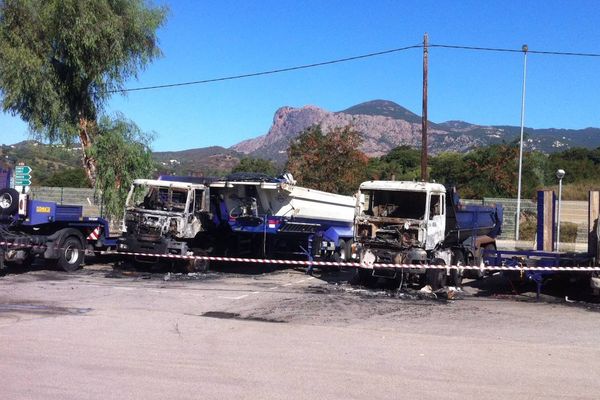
{"left": 421, "top": 33, "right": 429, "bottom": 182}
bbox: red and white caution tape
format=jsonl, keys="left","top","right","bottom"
{"left": 101, "top": 249, "right": 600, "bottom": 273}
{"left": 3, "top": 240, "right": 600, "bottom": 272}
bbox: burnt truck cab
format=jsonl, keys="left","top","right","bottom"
{"left": 118, "top": 179, "right": 212, "bottom": 258}
{"left": 355, "top": 181, "right": 451, "bottom": 272}
{"left": 354, "top": 180, "right": 503, "bottom": 289}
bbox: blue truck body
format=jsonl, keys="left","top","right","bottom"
{"left": 0, "top": 170, "right": 115, "bottom": 271}
{"left": 207, "top": 173, "right": 356, "bottom": 261}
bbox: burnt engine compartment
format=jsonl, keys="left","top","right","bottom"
{"left": 125, "top": 211, "right": 174, "bottom": 242}
{"left": 357, "top": 221, "right": 421, "bottom": 250}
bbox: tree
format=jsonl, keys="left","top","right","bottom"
{"left": 232, "top": 157, "right": 278, "bottom": 176}
{"left": 430, "top": 145, "right": 546, "bottom": 199}
{"left": 430, "top": 151, "right": 466, "bottom": 188}
{"left": 0, "top": 0, "right": 167, "bottom": 186}
{"left": 367, "top": 145, "right": 421, "bottom": 180}
{"left": 286, "top": 125, "right": 368, "bottom": 195}
{"left": 91, "top": 114, "right": 155, "bottom": 220}
{"left": 44, "top": 168, "right": 89, "bottom": 188}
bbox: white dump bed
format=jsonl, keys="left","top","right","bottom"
{"left": 210, "top": 180, "right": 355, "bottom": 224}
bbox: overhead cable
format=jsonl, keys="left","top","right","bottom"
{"left": 430, "top": 43, "right": 600, "bottom": 57}
{"left": 109, "top": 44, "right": 423, "bottom": 93}
{"left": 111, "top": 42, "right": 600, "bottom": 93}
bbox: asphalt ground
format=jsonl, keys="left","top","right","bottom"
{"left": 1, "top": 261, "right": 600, "bottom": 400}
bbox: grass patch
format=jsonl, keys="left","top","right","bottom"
{"left": 539, "top": 181, "right": 600, "bottom": 201}
{"left": 519, "top": 213, "right": 578, "bottom": 243}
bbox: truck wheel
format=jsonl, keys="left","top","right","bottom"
{"left": 57, "top": 236, "right": 84, "bottom": 272}
{"left": 0, "top": 188, "right": 19, "bottom": 215}
{"left": 355, "top": 268, "right": 377, "bottom": 287}
{"left": 450, "top": 250, "right": 465, "bottom": 287}
{"left": 334, "top": 239, "right": 347, "bottom": 262}
{"left": 475, "top": 243, "right": 496, "bottom": 280}
{"left": 426, "top": 258, "right": 447, "bottom": 291}
{"left": 331, "top": 239, "right": 351, "bottom": 270}
{"left": 335, "top": 239, "right": 352, "bottom": 262}
{"left": 187, "top": 258, "right": 209, "bottom": 273}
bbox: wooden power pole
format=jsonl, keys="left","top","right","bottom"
{"left": 421, "top": 33, "right": 429, "bottom": 182}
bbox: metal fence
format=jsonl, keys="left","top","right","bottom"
{"left": 463, "top": 197, "right": 589, "bottom": 243}
{"left": 29, "top": 186, "right": 104, "bottom": 217}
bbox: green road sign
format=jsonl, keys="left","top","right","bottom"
{"left": 14, "top": 165, "right": 32, "bottom": 186}
{"left": 15, "top": 176, "right": 31, "bottom": 183}
{"left": 15, "top": 178, "right": 31, "bottom": 186}
{"left": 15, "top": 165, "right": 32, "bottom": 175}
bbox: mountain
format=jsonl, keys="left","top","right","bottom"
{"left": 231, "top": 100, "right": 600, "bottom": 162}
{"left": 340, "top": 100, "right": 423, "bottom": 124}
{"left": 0, "top": 140, "right": 84, "bottom": 185}
{"left": 5, "top": 100, "right": 600, "bottom": 179}
{"left": 153, "top": 146, "right": 242, "bottom": 175}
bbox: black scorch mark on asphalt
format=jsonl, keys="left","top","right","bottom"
{"left": 200, "top": 311, "right": 286, "bottom": 323}
{"left": 0, "top": 302, "right": 91, "bottom": 316}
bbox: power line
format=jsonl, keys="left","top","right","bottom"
{"left": 110, "top": 42, "right": 600, "bottom": 94}
{"left": 430, "top": 43, "right": 600, "bottom": 57}
{"left": 109, "top": 43, "right": 423, "bottom": 94}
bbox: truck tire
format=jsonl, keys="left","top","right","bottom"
{"left": 342, "top": 239, "right": 353, "bottom": 261}
{"left": 0, "top": 188, "right": 19, "bottom": 216}
{"left": 57, "top": 236, "right": 84, "bottom": 272}
{"left": 354, "top": 267, "right": 377, "bottom": 287}
{"left": 334, "top": 239, "right": 347, "bottom": 262}
{"left": 187, "top": 257, "right": 210, "bottom": 272}
{"left": 450, "top": 250, "right": 465, "bottom": 287}
{"left": 477, "top": 243, "right": 496, "bottom": 280}
{"left": 333, "top": 239, "right": 352, "bottom": 267}
{"left": 426, "top": 258, "right": 447, "bottom": 291}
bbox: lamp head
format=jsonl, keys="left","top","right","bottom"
{"left": 556, "top": 169, "right": 565, "bottom": 180}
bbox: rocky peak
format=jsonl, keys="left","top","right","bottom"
{"left": 230, "top": 100, "right": 600, "bottom": 163}
{"left": 340, "top": 100, "right": 422, "bottom": 124}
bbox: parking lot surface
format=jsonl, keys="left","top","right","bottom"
{"left": 1, "top": 262, "right": 600, "bottom": 400}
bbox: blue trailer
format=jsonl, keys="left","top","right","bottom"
{"left": 0, "top": 175, "right": 116, "bottom": 271}
{"left": 481, "top": 190, "right": 599, "bottom": 297}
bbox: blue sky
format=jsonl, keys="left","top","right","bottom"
{"left": 1, "top": 0, "right": 600, "bottom": 151}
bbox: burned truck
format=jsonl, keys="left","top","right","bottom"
{"left": 117, "top": 177, "right": 215, "bottom": 270}
{"left": 117, "top": 173, "right": 355, "bottom": 270}
{"left": 354, "top": 181, "right": 503, "bottom": 289}
{"left": 209, "top": 173, "right": 355, "bottom": 262}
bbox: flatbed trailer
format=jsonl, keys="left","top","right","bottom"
{"left": 482, "top": 189, "right": 600, "bottom": 298}
{"left": 482, "top": 248, "right": 594, "bottom": 297}
{"left": 0, "top": 183, "right": 116, "bottom": 271}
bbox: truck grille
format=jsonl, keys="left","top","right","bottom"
{"left": 127, "top": 221, "right": 162, "bottom": 242}
{"left": 278, "top": 222, "right": 321, "bottom": 233}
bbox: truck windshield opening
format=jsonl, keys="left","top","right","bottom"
{"left": 129, "top": 185, "right": 188, "bottom": 212}
{"left": 363, "top": 190, "right": 427, "bottom": 219}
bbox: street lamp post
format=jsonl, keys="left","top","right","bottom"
{"left": 515, "top": 44, "right": 528, "bottom": 241}
{"left": 556, "top": 169, "right": 565, "bottom": 252}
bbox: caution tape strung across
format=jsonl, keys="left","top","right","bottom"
{"left": 2, "top": 240, "right": 600, "bottom": 272}
{"left": 101, "top": 249, "right": 600, "bottom": 273}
